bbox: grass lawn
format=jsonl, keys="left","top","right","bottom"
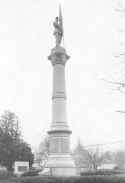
{"left": 1, "top": 175, "right": 125, "bottom": 183}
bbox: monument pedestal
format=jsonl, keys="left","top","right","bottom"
{"left": 46, "top": 154, "right": 76, "bottom": 176}
{"left": 45, "top": 129, "right": 76, "bottom": 176}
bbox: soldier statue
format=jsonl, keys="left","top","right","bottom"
{"left": 53, "top": 16, "right": 63, "bottom": 46}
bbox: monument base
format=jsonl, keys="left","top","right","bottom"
{"left": 44, "top": 154, "right": 77, "bottom": 176}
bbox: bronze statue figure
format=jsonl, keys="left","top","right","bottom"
{"left": 53, "top": 12, "right": 63, "bottom": 46}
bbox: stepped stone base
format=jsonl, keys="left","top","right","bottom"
{"left": 44, "top": 154, "right": 77, "bottom": 176}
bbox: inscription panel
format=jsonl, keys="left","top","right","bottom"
{"left": 49, "top": 136, "right": 69, "bottom": 153}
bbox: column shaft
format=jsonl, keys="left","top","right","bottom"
{"left": 52, "top": 64, "right": 67, "bottom": 124}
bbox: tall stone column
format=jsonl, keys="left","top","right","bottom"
{"left": 49, "top": 46, "right": 70, "bottom": 132}
{"left": 45, "top": 46, "right": 76, "bottom": 176}
{"left": 44, "top": 7, "right": 76, "bottom": 176}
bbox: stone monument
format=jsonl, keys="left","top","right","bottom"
{"left": 45, "top": 6, "right": 76, "bottom": 176}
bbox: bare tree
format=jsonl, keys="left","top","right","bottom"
{"left": 35, "top": 136, "right": 49, "bottom": 169}
{"left": 73, "top": 140, "right": 111, "bottom": 171}
{"left": 104, "top": 1, "right": 125, "bottom": 95}
{"left": 85, "top": 148, "right": 104, "bottom": 170}
{"left": 114, "top": 151, "right": 125, "bottom": 169}
{"left": 73, "top": 140, "right": 90, "bottom": 169}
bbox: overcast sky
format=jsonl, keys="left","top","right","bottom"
{"left": 0, "top": 0, "right": 125, "bottom": 151}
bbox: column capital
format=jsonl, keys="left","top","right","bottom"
{"left": 48, "top": 46, "right": 70, "bottom": 66}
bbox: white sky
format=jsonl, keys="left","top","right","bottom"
{"left": 0, "top": 0, "right": 125, "bottom": 151}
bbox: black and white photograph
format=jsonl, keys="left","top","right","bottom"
{"left": 0, "top": 0, "right": 125, "bottom": 182}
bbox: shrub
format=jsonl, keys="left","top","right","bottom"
{"left": 0, "top": 170, "right": 14, "bottom": 180}
{"left": 21, "top": 169, "right": 41, "bottom": 177}
{"left": 80, "top": 169, "right": 125, "bottom": 176}
{"left": 15, "top": 176, "right": 125, "bottom": 183}
{"left": 1, "top": 175, "right": 125, "bottom": 183}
